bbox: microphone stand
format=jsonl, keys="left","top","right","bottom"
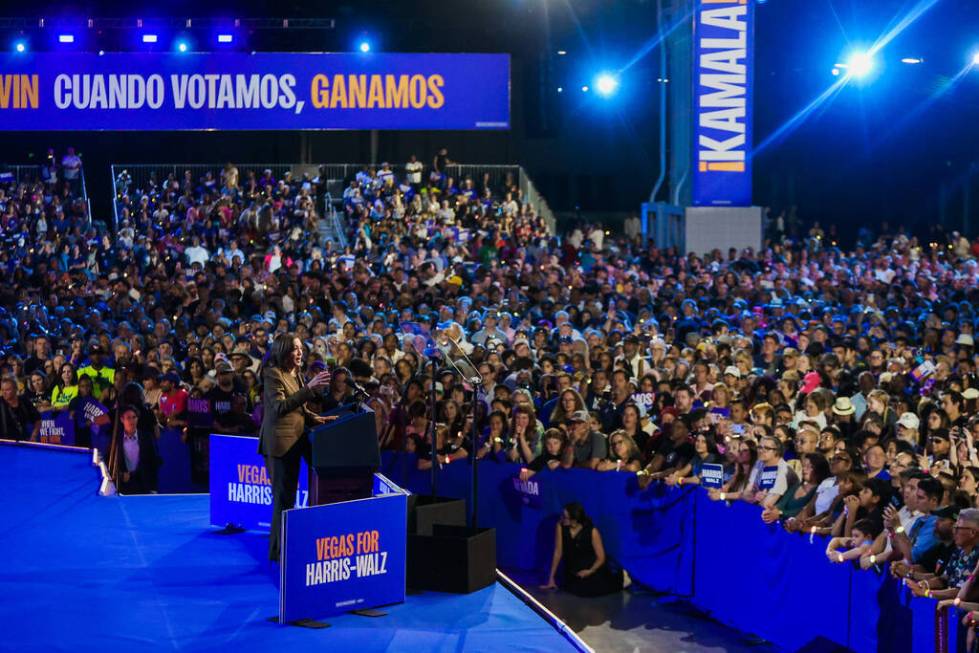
{"left": 436, "top": 337, "right": 483, "bottom": 528}
{"left": 428, "top": 355, "right": 439, "bottom": 499}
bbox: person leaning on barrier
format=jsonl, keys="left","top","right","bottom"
{"left": 739, "top": 435, "right": 799, "bottom": 509}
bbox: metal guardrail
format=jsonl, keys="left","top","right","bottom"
{"left": 0, "top": 162, "right": 94, "bottom": 226}
{"left": 110, "top": 162, "right": 557, "bottom": 238}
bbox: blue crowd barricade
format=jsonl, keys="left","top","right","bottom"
{"left": 379, "top": 453, "right": 974, "bottom": 653}
{"left": 693, "top": 494, "right": 851, "bottom": 650}
{"left": 156, "top": 428, "right": 193, "bottom": 493}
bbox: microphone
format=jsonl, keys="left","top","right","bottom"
{"left": 349, "top": 380, "right": 370, "bottom": 399}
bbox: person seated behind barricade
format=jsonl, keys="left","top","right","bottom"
{"left": 596, "top": 430, "right": 643, "bottom": 473}
{"left": 762, "top": 453, "right": 831, "bottom": 523}
{"left": 476, "top": 409, "right": 510, "bottom": 461}
{"left": 507, "top": 403, "right": 543, "bottom": 464}
{"left": 825, "top": 518, "right": 883, "bottom": 563}
{"left": 414, "top": 423, "right": 468, "bottom": 470}
{"left": 520, "top": 428, "right": 568, "bottom": 479}
{"left": 561, "top": 410, "right": 607, "bottom": 470}
{"left": 708, "top": 439, "right": 758, "bottom": 499}
{"left": 664, "top": 431, "right": 722, "bottom": 486}
{"left": 734, "top": 434, "right": 800, "bottom": 509}
{"left": 541, "top": 502, "right": 629, "bottom": 596}
{"left": 639, "top": 415, "right": 696, "bottom": 483}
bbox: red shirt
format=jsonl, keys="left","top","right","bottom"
{"left": 159, "top": 388, "right": 189, "bottom": 418}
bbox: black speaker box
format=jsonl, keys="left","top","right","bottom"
{"left": 407, "top": 525, "right": 497, "bottom": 594}
{"left": 407, "top": 495, "right": 466, "bottom": 535}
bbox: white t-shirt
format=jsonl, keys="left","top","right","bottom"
{"left": 406, "top": 160, "right": 423, "bottom": 184}
{"left": 185, "top": 245, "right": 210, "bottom": 268}
{"left": 814, "top": 477, "right": 839, "bottom": 515}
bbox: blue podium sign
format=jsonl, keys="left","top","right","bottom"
{"left": 208, "top": 433, "right": 308, "bottom": 530}
{"left": 279, "top": 474, "right": 407, "bottom": 623}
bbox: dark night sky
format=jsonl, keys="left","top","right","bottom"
{"left": 5, "top": 1, "right": 979, "bottom": 237}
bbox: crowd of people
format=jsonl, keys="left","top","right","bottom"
{"left": 4, "top": 146, "right": 979, "bottom": 626}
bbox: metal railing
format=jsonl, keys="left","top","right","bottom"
{"left": 110, "top": 161, "right": 557, "bottom": 238}
{"left": 0, "top": 162, "right": 94, "bottom": 226}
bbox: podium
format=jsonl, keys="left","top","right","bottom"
{"left": 307, "top": 404, "right": 381, "bottom": 506}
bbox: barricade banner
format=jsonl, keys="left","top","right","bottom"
{"left": 0, "top": 52, "right": 510, "bottom": 131}
{"left": 209, "top": 433, "right": 308, "bottom": 530}
{"left": 279, "top": 476, "right": 407, "bottom": 622}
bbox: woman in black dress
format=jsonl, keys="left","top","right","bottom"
{"left": 541, "top": 502, "right": 626, "bottom": 596}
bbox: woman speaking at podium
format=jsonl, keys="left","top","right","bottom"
{"left": 259, "top": 333, "right": 332, "bottom": 561}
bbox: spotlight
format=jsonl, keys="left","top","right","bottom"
{"left": 217, "top": 34, "right": 233, "bottom": 44}
{"left": 557, "top": 87, "right": 563, "bottom": 93}
{"left": 142, "top": 33, "right": 158, "bottom": 44}
{"left": 14, "top": 40, "right": 26, "bottom": 53}
{"left": 359, "top": 41, "right": 371, "bottom": 53}
{"left": 176, "top": 40, "right": 189, "bottom": 53}
{"left": 973, "top": 52, "right": 979, "bottom": 66}
{"left": 831, "top": 67, "right": 840, "bottom": 76}
{"left": 595, "top": 72, "right": 619, "bottom": 97}
{"left": 846, "top": 51, "right": 875, "bottom": 78}
{"left": 900, "top": 57, "right": 923, "bottom": 64}
{"left": 581, "top": 85, "right": 589, "bottom": 93}
{"left": 58, "top": 34, "right": 74, "bottom": 44}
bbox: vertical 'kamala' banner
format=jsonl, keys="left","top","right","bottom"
{"left": 0, "top": 52, "right": 509, "bottom": 131}
{"left": 692, "top": 0, "right": 754, "bottom": 206}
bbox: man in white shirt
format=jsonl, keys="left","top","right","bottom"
{"left": 61, "top": 146, "right": 82, "bottom": 192}
{"left": 406, "top": 155, "right": 423, "bottom": 186}
{"left": 184, "top": 236, "right": 210, "bottom": 268}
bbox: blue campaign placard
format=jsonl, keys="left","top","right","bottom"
{"left": 279, "top": 479, "right": 407, "bottom": 623}
{"left": 0, "top": 52, "right": 509, "bottom": 131}
{"left": 209, "top": 433, "right": 308, "bottom": 530}
{"left": 700, "top": 463, "right": 725, "bottom": 488}
{"left": 758, "top": 465, "right": 778, "bottom": 490}
{"left": 38, "top": 411, "right": 75, "bottom": 446}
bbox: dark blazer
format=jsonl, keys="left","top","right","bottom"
{"left": 258, "top": 366, "right": 319, "bottom": 458}
{"left": 114, "top": 428, "right": 161, "bottom": 494}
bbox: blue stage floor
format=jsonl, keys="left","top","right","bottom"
{"left": 1, "top": 445, "right": 577, "bottom": 653}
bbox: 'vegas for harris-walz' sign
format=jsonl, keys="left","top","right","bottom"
{"left": 692, "top": 0, "right": 754, "bottom": 206}
{"left": 0, "top": 52, "right": 509, "bottom": 131}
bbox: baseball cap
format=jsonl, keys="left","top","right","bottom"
{"left": 933, "top": 505, "right": 960, "bottom": 520}
{"left": 897, "top": 412, "right": 920, "bottom": 431}
{"left": 215, "top": 360, "right": 234, "bottom": 373}
{"left": 568, "top": 410, "right": 590, "bottom": 423}
{"left": 723, "top": 366, "right": 741, "bottom": 379}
